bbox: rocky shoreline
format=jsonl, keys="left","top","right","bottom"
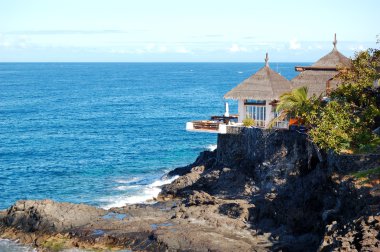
{"left": 1, "top": 128, "right": 379, "bottom": 251}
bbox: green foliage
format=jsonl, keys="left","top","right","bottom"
{"left": 351, "top": 166, "right": 380, "bottom": 184}
{"left": 306, "top": 46, "right": 380, "bottom": 153}
{"left": 242, "top": 117, "right": 255, "bottom": 127}
{"left": 357, "top": 135, "right": 380, "bottom": 153}
{"left": 308, "top": 101, "right": 357, "bottom": 152}
{"left": 42, "top": 239, "right": 66, "bottom": 252}
{"left": 271, "top": 86, "right": 319, "bottom": 128}
{"left": 276, "top": 86, "right": 310, "bottom": 118}
{"left": 351, "top": 167, "right": 380, "bottom": 179}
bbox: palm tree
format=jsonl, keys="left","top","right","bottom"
{"left": 276, "top": 86, "right": 309, "bottom": 115}
{"left": 269, "top": 86, "right": 309, "bottom": 128}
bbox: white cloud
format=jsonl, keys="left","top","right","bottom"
{"left": 349, "top": 44, "right": 365, "bottom": 51}
{"left": 109, "top": 49, "right": 130, "bottom": 54}
{"left": 175, "top": 47, "right": 192, "bottom": 54}
{"left": 0, "top": 40, "right": 11, "bottom": 48}
{"left": 0, "top": 34, "right": 32, "bottom": 49}
{"left": 111, "top": 45, "right": 167, "bottom": 54}
{"left": 16, "top": 35, "right": 30, "bottom": 48}
{"left": 146, "top": 44, "right": 169, "bottom": 53}
{"left": 158, "top": 46, "right": 168, "bottom": 53}
{"left": 0, "top": 34, "right": 11, "bottom": 48}
{"left": 145, "top": 43, "right": 156, "bottom": 52}
{"left": 304, "top": 43, "right": 324, "bottom": 51}
{"left": 6, "top": 30, "right": 128, "bottom": 35}
{"left": 135, "top": 48, "right": 146, "bottom": 54}
{"left": 289, "top": 38, "right": 301, "bottom": 50}
{"left": 228, "top": 44, "right": 248, "bottom": 53}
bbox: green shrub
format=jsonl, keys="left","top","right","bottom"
{"left": 352, "top": 167, "right": 380, "bottom": 179}
{"left": 351, "top": 167, "right": 380, "bottom": 184}
{"left": 304, "top": 47, "right": 380, "bottom": 153}
{"left": 243, "top": 117, "right": 255, "bottom": 127}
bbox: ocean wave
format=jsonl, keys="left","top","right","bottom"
{"left": 101, "top": 175, "right": 179, "bottom": 209}
{"left": 205, "top": 144, "right": 217, "bottom": 151}
{"left": 114, "top": 177, "right": 141, "bottom": 184}
{"left": 115, "top": 185, "right": 139, "bottom": 191}
{"left": 0, "top": 238, "right": 132, "bottom": 251}
{"left": 0, "top": 239, "right": 37, "bottom": 252}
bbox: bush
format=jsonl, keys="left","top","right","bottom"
{"left": 306, "top": 47, "right": 380, "bottom": 153}
{"left": 308, "top": 101, "right": 356, "bottom": 152}
{"left": 243, "top": 117, "right": 255, "bottom": 127}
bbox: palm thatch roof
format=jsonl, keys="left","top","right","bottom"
{"left": 224, "top": 53, "right": 293, "bottom": 100}
{"left": 291, "top": 34, "right": 351, "bottom": 97}
{"left": 312, "top": 48, "right": 351, "bottom": 68}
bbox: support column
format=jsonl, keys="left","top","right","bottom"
{"left": 265, "top": 102, "right": 272, "bottom": 128}
{"left": 238, "top": 99, "right": 245, "bottom": 123}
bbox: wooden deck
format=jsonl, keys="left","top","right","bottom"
{"left": 186, "top": 114, "right": 238, "bottom": 134}
{"left": 192, "top": 121, "right": 220, "bottom": 131}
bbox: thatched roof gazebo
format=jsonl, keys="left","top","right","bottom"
{"left": 224, "top": 53, "right": 292, "bottom": 127}
{"left": 292, "top": 34, "right": 351, "bottom": 96}
{"left": 224, "top": 53, "right": 293, "bottom": 100}
{"left": 186, "top": 34, "right": 352, "bottom": 133}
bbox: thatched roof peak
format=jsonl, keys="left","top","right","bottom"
{"left": 313, "top": 34, "right": 351, "bottom": 68}
{"left": 291, "top": 34, "right": 351, "bottom": 97}
{"left": 333, "top": 33, "right": 337, "bottom": 50}
{"left": 224, "top": 53, "right": 293, "bottom": 100}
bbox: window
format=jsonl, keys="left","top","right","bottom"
{"left": 244, "top": 100, "right": 266, "bottom": 105}
{"left": 245, "top": 105, "right": 266, "bottom": 127}
{"left": 273, "top": 110, "right": 289, "bottom": 129}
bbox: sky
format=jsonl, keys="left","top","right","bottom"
{"left": 0, "top": 0, "right": 379, "bottom": 62}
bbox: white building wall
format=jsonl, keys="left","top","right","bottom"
{"left": 238, "top": 99, "right": 245, "bottom": 123}
{"left": 235, "top": 99, "right": 288, "bottom": 129}
{"left": 265, "top": 103, "right": 273, "bottom": 128}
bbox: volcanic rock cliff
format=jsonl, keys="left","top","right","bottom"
{"left": 1, "top": 127, "right": 379, "bottom": 251}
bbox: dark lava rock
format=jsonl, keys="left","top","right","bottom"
{"left": 185, "top": 190, "right": 217, "bottom": 206}
{"left": 167, "top": 150, "right": 216, "bottom": 177}
{"left": 1, "top": 128, "right": 379, "bottom": 251}
{"left": 2, "top": 200, "right": 106, "bottom": 233}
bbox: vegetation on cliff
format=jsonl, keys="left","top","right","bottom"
{"left": 243, "top": 117, "right": 255, "bottom": 127}
{"left": 309, "top": 47, "right": 380, "bottom": 153}
{"left": 273, "top": 86, "right": 313, "bottom": 125}
{"left": 278, "top": 46, "right": 380, "bottom": 153}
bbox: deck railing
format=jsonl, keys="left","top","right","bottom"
{"left": 273, "top": 120, "right": 289, "bottom": 129}
{"left": 192, "top": 121, "right": 220, "bottom": 130}
{"left": 255, "top": 120, "right": 266, "bottom": 128}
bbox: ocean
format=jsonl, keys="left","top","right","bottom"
{"left": 0, "top": 62, "right": 304, "bottom": 211}
{"left": 0, "top": 62, "right": 307, "bottom": 251}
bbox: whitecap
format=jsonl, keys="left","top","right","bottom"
{"left": 205, "top": 144, "right": 217, "bottom": 151}
{"left": 115, "top": 185, "right": 139, "bottom": 191}
{"left": 0, "top": 239, "right": 37, "bottom": 252}
{"left": 114, "top": 177, "right": 140, "bottom": 184}
{"left": 101, "top": 175, "right": 179, "bottom": 209}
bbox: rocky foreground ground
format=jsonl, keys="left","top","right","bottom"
{"left": 1, "top": 129, "right": 379, "bottom": 251}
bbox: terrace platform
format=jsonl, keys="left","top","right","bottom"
{"left": 186, "top": 115, "right": 238, "bottom": 134}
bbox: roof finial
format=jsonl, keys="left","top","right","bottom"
{"left": 333, "top": 33, "right": 337, "bottom": 50}
{"left": 265, "top": 52, "right": 269, "bottom": 67}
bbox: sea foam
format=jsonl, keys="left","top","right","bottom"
{"left": 101, "top": 175, "right": 179, "bottom": 209}
{"left": 206, "top": 144, "right": 217, "bottom": 151}
{"left": 0, "top": 239, "right": 37, "bottom": 252}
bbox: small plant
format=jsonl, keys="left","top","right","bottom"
{"left": 352, "top": 167, "right": 380, "bottom": 179}
{"left": 43, "top": 239, "right": 65, "bottom": 252}
{"left": 351, "top": 167, "right": 380, "bottom": 184}
{"left": 243, "top": 117, "right": 255, "bottom": 127}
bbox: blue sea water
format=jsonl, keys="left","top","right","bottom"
{"left": 0, "top": 62, "right": 305, "bottom": 211}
